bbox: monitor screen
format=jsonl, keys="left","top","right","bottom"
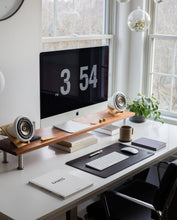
{"left": 40, "top": 46, "right": 109, "bottom": 127}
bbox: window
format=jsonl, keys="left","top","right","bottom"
{"left": 41, "top": 0, "right": 114, "bottom": 97}
{"left": 41, "top": 0, "right": 111, "bottom": 51}
{"left": 148, "top": 0, "right": 177, "bottom": 118}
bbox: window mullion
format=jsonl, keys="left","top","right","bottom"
{"left": 169, "top": 76, "right": 174, "bottom": 112}
{"left": 150, "top": 72, "right": 173, "bottom": 77}
{"left": 89, "top": 0, "right": 92, "bottom": 34}
{"left": 53, "top": 0, "right": 56, "bottom": 36}
{"left": 147, "top": 37, "right": 155, "bottom": 96}
{"left": 104, "top": 0, "right": 108, "bottom": 34}
{"left": 150, "top": 34, "right": 177, "bottom": 41}
{"left": 42, "top": 34, "right": 113, "bottom": 43}
{"left": 72, "top": 0, "right": 75, "bottom": 35}
{"left": 169, "top": 40, "right": 177, "bottom": 111}
{"left": 147, "top": 0, "right": 177, "bottom": 121}
{"left": 42, "top": 0, "right": 110, "bottom": 54}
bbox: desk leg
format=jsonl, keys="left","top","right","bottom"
{"left": 17, "top": 155, "right": 24, "bottom": 170}
{"left": 66, "top": 207, "right": 77, "bottom": 220}
{"left": 2, "top": 151, "right": 8, "bottom": 163}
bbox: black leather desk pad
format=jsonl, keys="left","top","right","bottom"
{"left": 66, "top": 142, "right": 154, "bottom": 178}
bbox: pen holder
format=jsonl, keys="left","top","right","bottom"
{"left": 119, "top": 125, "right": 133, "bottom": 142}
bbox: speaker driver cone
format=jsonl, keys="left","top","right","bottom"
{"left": 115, "top": 93, "right": 126, "bottom": 111}
{"left": 17, "top": 117, "right": 34, "bottom": 141}
{"left": 20, "top": 121, "right": 31, "bottom": 135}
{"left": 108, "top": 91, "right": 127, "bottom": 112}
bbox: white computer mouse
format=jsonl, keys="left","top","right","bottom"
{"left": 121, "top": 146, "right": 139, "bottom": 155}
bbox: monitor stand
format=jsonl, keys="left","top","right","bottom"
{"left": 54, "top": 120, "right": 90, "bottom": 133}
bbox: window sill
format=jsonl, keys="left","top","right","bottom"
{"left": 162, "top": 115, "right": 177, "bottom": 126}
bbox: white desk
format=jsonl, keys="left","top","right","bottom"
{"left": 0, "top": 120, "right": 177, "bottom": 220}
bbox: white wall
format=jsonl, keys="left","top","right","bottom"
{"left": 113, "top": 0, "right": 146, "bottom": 99}
{"left": 127, "top": 0, "right": 147, "bottom": 99}
{"left": 115, "top": 2, "right": 130, "bottom": 95}
{"left": 0, "top": 0, "right": 41, "bottom": 128}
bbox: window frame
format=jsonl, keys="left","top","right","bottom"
{"left": 42, "top": 0, "right": 109, "bottom": 41}
{"left": 41, "top": 0, "right": 115, "bottom": 97}
{"left": 146, "top": 0, "right": 177, "bottom": 123}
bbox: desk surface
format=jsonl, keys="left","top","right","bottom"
{"left": 1, "top": 120, "right": 177, "bottom": 220}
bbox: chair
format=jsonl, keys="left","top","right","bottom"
{"left": 86, "top": 159, "right": 177, "bottom": 220}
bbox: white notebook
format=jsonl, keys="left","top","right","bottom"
{"left": 29, "top": 169, "right": 93, "bottom": 199}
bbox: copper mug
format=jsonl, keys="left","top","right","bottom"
{"left": 119, "top": 125, "right": 134, "bottom": 142}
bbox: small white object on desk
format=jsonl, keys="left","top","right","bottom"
{"left": 95, "top": 124, "right": 119, "bottom": 136}
{"left": 89, "top": 149, "right": 103, "bottom": 158}
{"left": 29, "top": 169, "right": 93, "bottom": 199}
{"left": 121, "top": 147, "right": 139, "bottom": 155}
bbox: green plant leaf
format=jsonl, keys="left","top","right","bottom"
{"left": 126, "top": 93, "right": 163, "bottom": 124}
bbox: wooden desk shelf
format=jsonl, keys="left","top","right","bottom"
{"left": 0, "top": 110, "right": 134, "bottom": 169}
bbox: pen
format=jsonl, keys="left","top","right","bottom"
{"left": 89, "top": 150, "right": 103, "bottom": 158}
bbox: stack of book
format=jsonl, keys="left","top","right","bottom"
{"left": 50, "top": 132, "right": 98, "bottom": 153}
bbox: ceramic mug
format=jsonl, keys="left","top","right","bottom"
{"left": 119, "top": 125, "right": 134, "bottom": 142}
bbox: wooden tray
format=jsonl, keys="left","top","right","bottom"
{"left": 0, "top": 110, "right": 135, "bottom": 156}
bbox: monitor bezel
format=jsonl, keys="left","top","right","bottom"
{"left": 40, "top": 46, "right": 109, "bottom": 128}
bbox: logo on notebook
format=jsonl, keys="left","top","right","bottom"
{"left": 51, "top": 177, "right": 65, "bottom": 184}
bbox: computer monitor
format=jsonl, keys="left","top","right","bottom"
{"left": 40, "top": 46, "right": 109, "bottom": 128}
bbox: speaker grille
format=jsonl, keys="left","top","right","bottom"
{"left": 115, "top": 93, "right": 126, "bottom": 111}
{"left": 17, "top": 117, "right": 34, "bottom": 140}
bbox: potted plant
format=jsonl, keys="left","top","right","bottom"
{"left": 126, "top": 93, "right": 164, "bottom": 123}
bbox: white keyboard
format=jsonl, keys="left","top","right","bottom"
{"left": 54, "top": 121, "right": 90, "bottom": 133}
{"left": 86, "top": 151, "right": 129, "bottom": 171}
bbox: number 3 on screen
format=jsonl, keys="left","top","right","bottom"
{"left": 60, "top": 69, "right": 71, "bottom": 95}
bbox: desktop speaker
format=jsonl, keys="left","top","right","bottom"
{"left": 108, "top": 91, "right": 127, "bottom": 113}
{"left": 6, "top": 116, "right": 34, "bottom": 142}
